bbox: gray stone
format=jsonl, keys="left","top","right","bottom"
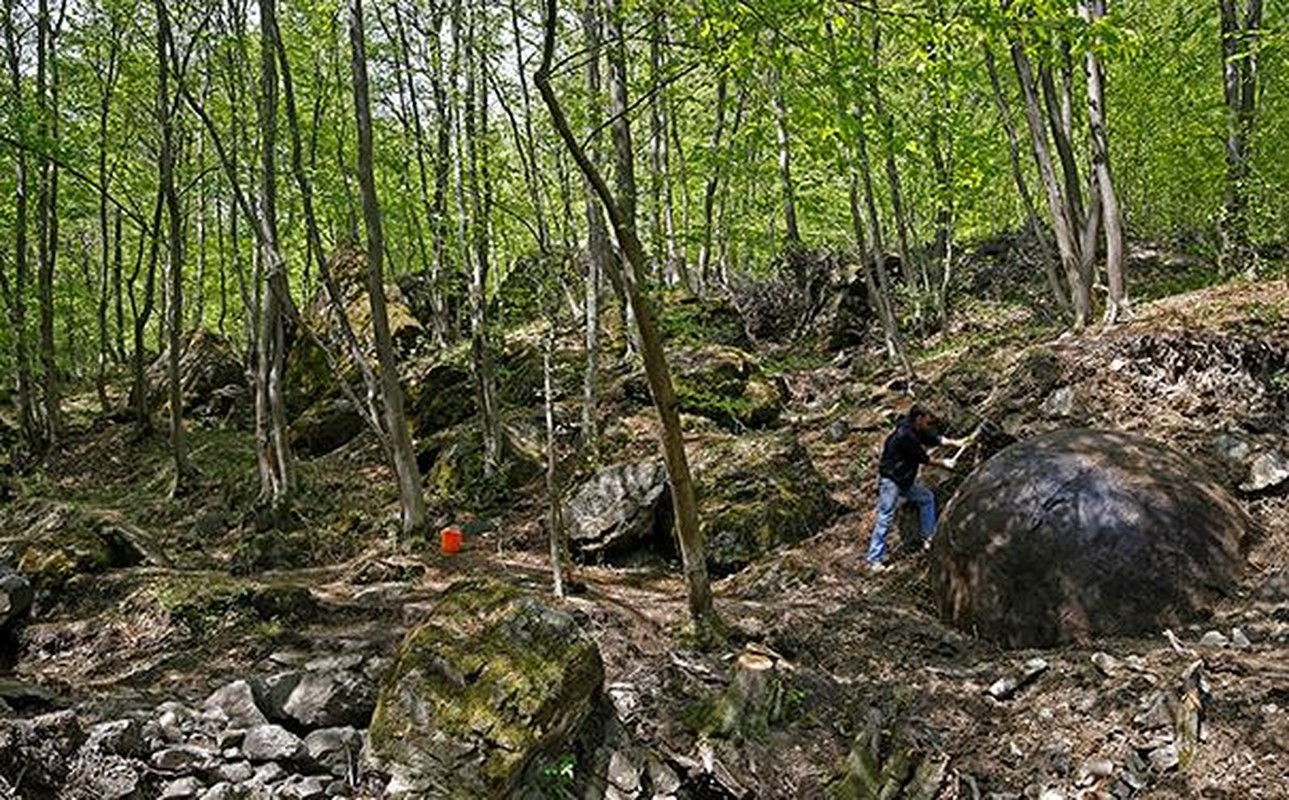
{"left": 325, "top": 779, "right": 350, "bottom": 797}
{"left": 84, "top": 719, "right": 142, "bottom": 757}
{"left": 1040, "top": 385, "right": 1076, "bottom": 418}
{"left": 279, "top": 775, "right": 330, "bottom": 799}
{"left": 646, "top": 753, "right": 681, "bottom": 795}
{"left": 242, "top": 725, "right": 305, "bottom": 763}
{"left": 64, "top": 753, "right": 142, "bottom": 800}
{"left": 216, "top": 760, "right": 255, "bottom": 783}
{"left": 152, "top": 745, "right": 217, "bottom": 774}
{"left": 1199, "top": 630, "right": 1230, "bottom": 648}
{"left": 607, "top": 749, "right": 643, "bottom": 794}
{"left": 161, "top": 776, "right": 207, "bottom": 799}
{"left": 564, "top": 460, "right": 670, "bottom": 562}
{"left": 253, "top": 672, "right": 303, "bottom": 722}
{"left": 204, "top": 681, "right": 269, "bottom": 729}
{"left": 303, "top": 726, "right": 362, "bottom": 777}
{"left": 824, "top": 419, "right": 850, "bottom": 443}
{"left": 1232, "top": 627, "right": 1252, "bottom": 649}
{"left": 0, "top": 567, "right": 33, "bottom": 631}
{"left": 1148, "top": 743, "right": 1180, "bottom": 772}
{"left": 0, "top": 710, "right": 85, "bottom": 795}
{"left": 217, "top": 728, "right": 244, "bottom": 749}
{"left": 1241, "top": 450, "right": 1289, "bottom": 493}
{"left": 283, "top": 670, "right": 374, "bottom": 729}
{"left": 250, "top": 761, "right": 287, "bottom": 785}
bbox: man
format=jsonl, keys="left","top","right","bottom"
{"left": 864, "top": 405, "right": 971, "bottom": 572}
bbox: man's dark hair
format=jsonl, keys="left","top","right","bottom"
{"left": 908, "top": 404, "right": 931, "bottom": 422}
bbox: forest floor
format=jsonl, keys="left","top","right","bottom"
{"left": 5, "top": 272, "right": 1289, "bottom": 798}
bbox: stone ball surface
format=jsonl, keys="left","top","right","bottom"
{"left": 933, "top": 429, "right": 1247, "bottom": 648}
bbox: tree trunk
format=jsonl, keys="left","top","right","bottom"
{"left": 868, "top": 16, "right": 919, "bottom": 297}
{"left": 349, "top": 0, "right": 428, "bottom": 538}
{"left": 824, "top": 17, "right": 910, "bottom": 374}
{"left": 544, "top": 311, "right": 565, "bottom": 600}
{"left": 771, "top": 63, "right": 800, "bottom": 245}
{"left": 156, "top": 0, "right": 193, "bottom": 495}
{"left": 254, "top": 0, "right": 294, "bottom": 520}
{"left": 985, "top": 46, "right": 1067, "bottom": 312}
{"left": 538, "top": 0, "right": 718, "bottom": 639}
{"left": 1081, "top": 0, "right": 1126, "bottom": 322}
{"left": 36, "top": 0, "right": 60, "bottom": 448}
{"left": 3, "top": 0, "right": 38, "bottom": 454}
{"left": 698, "top": 75, "right": 727, "bottom": 290}
{"left": 581, "top": 0, "right": 609, "bottom": 451}
{"left": 1218, "top": 0, "right": 1262, "bottom": 275}
{"left": 459, "top": 1, "right": 501, "bottom": 479}
{"left": 1012, "top": 42, "right": 1089, "bottom": 327}
{"left": 94, "top": 19, "right": 121, "bottom": 416}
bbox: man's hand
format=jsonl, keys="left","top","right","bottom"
{"left": 941, "top": 456, "right": 959, "bottom": 471}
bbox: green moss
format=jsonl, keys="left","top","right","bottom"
{"left": 142, "top": 573, "right": 317, "bottom": 638}
{"left": 369, "top": 579, "right": 603, "bottom": 797}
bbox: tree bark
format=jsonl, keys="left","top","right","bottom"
{"left": 3, "top": 0, "right": 39, "bottom": 454}
{"left": 349, "top": 0, "right": 428, "bottom": 538}
{"left": 156, "top": 0, "right": 193, "bottom": 495}
{"left": 698, "top": 74, "right": 727, "bottom": 290}
{"left": 537, "top": 0, "right": 717, "bottom": 638}
{"left": 771, "top": 62, "right": 800, "bottom": 245}
{"left": 581, "top": 0, "right": 609, "bottom": 451}
{"left": 36, "top": 0, "right": 60, "bottom": 448}
{"left": 985, "top": 46, "right": 1066, "bottom": 312}
{"left": 1218, "top": 0, "right": 1262, "bottom": 274}
{"left": 1012, "top": 42, "right": 1089, "bottom": 327}
{"left": 1081, "top": 0, "right": 1126, "bottom": 322}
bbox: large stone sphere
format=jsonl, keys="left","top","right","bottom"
{"left": 933, "top": 429, "right": 1247, "bottom": 648}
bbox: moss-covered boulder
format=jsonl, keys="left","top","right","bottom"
{"left": 419, "top": 421, "right": 543, "bottom": 508}
{"left": 290, "top": 398, "right": 365, "bottom": 458}
{"left": 406, "top": 362, "right": 476, "bottom": 439}
{"left": 659, "top": 295, "right": 752, "bottom": 349}
{"left": 367, "top": 578, "right": 603, "bottom": 798}
{"left": 664, "top": 345, "right": 787, "bottom": 430}
{"left": 565, "top": 431, "right": 837, "bottom": 574}
{"left": 692, "top": 431, "right": 839, "bottom": 575}
{"left": 1, "top": 501, "right": 154, "bottom": 592}
{"left": 146, "top": 329, "right": 244, "bottom": 413}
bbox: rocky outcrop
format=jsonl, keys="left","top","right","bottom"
{"left": 1, "top": 501, "right": 156, "bottom": 592}
{"left": 691, "top": 432, "right": 839, "bottom": 575}
{"left": 289, "top": 398, "right": 365, "bottom": 458}
{"left": 367, "top": 578, "right": 603, "bottom": 798}
{"left": 933, "top": 428, "right": 1248, "bottom": 648}
{"left": 564, "top": 461, "right": 672, "bottom": 564}
{"left": 147, "top": 329, "right": 245, "bottom": 415}
{"left": 565, "top": 431, "right": 837, "bottom": 575}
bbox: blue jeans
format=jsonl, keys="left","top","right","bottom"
{"left": 865, "top": 477, "right": 936, "bottom": 566}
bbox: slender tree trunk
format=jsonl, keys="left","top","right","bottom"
{"left": 5, "top": 0, "right": 36, "bottom": 453}
{"left": 824, "top": 18, "right": 910, "bottom": 373}
{"left": 254, "top": 0, "right": 295, "bottom": 519}
{"left": 985, "top": 46, "right": 1067, "bottom": 311}
{"left": 94, "top": 22, "right": 120, "bottom": 416}
{"left": 544, "top": 310, "right": 565, "bottom": 599}
{"left": 156, "top": 0, "right": 193, "bottom": 494}
{"left": 509, "top": 0, "right": 550, "bottom": 251}
{"left": 459, "top": 1, "right": 501, "bottom": 479}
{"left": 1013, "top": 42, "right": 1089, "bottom": 327}
{"left": 36, "top": 0, "right": 60, "bottom": 448}
{"left": 581, "top": 0, "right": 609, "bottom": 451}
{"left": 113, "top": 207, "right": 126, "bottom": 360}
{"left": 1039, "top": 63, "right": 1085, "bottom": 234}
{"left": 1082, "top": 0, "right": 1126, "bottom": 322}
{"left": 604, "top": 0, "right": 636, "bottom": 228}
{"left": 427, "top": 1, "right": 452, "bottom": 345}
{"left": 698, "top": 75, "right": 727, "bottom": 290}
{"left": 1219, "top": 0, "right": 1262, "bottom": 274}
{"left": 771, "top": 63, "right": 800, "bottom": 245}
{"left": 538, "top": 0, "right": 717, "bottom": 638}
{"left": 349, "top": 0, "right": 427, "bottom": 538}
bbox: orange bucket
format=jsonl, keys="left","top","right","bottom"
{"left": 440, "top": 527, "right": 463, "bottom": 555}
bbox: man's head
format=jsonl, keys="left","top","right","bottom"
{"left": 908, "top": 405, "right": 938, "bottom": 434}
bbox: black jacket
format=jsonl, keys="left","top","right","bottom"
{"left": 878, "top": 418, "right": 941, "bottom": 490}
